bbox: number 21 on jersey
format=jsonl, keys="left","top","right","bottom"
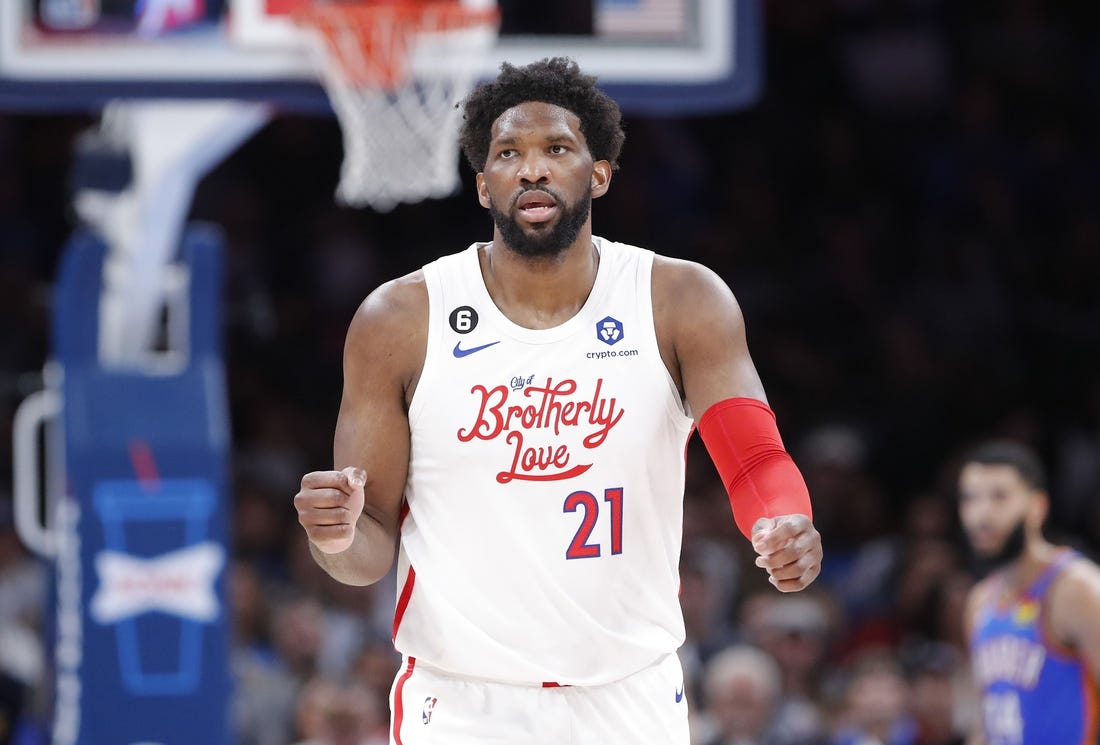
{"left": 563, "top": 487, "right": 624, "bottom": 559}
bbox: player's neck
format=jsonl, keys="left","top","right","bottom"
{"left": 480, "top": 233, "right": 600, "bottom": 329}
{"left": 1000, "top": 539, "right": 1060, "bottom": 591}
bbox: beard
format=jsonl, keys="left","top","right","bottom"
{"left": 489, "top": 186, "right": 591, "bottom": 259}
{"left": 967, "top": 517, "right": 1029, "bottom": 578}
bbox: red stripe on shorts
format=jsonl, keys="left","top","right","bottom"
{"left": 391, "top": 566, "right": 416, "bottom": 641}
{"left": 392, "top": 657, "right": 416, "bottom": 745}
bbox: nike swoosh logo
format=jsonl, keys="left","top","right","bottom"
{"left": 453, "top": 340, "right": 501, "bottom": 358}
{"left": 675, "top": 685, "right": 684, "bottom": 703}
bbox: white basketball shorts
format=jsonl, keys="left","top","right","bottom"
{"left": 388, "top": 653, "right": 690, "bottom": 745}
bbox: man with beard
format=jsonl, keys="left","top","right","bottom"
{"left": 293, "top": 57, "right": 822, "bottom": 745}
{"left": 959, "top": 440, "right": 1100, "bottom": 745}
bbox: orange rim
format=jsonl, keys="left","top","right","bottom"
{"left": 296, "top": 1, "right": 500, "bottom": 88}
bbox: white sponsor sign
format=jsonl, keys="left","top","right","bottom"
{"left": 90, "top": 542, "right": 225, "bottom": 623}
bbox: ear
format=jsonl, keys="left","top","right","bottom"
{"left": 1030, "top": 489, "right": 1050, "bottom": 527}
{"left": 590, "top": 160, "right": 612, "bottom": 199}
{"left": 476, "top": 172, "right": 491, "bottom": 209}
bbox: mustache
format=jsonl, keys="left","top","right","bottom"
{"left": 510, "top": 185, "right": 563, "bottom": 209}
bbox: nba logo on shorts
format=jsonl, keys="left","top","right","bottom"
{"left": 422, "top": 696, "right": 438, "bottom": 724}
{"left": 597, "top": 316, "right": 624, "bottom": 345}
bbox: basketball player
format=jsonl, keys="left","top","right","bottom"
{"left": 294, "top": 57, "right": 822, "bottom": 745}
{"left": 959, "top": 440, "right": 1100, "bottom": 745}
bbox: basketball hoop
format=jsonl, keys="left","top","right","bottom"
{"left": 295, "top": 1, "right": 499, "bottom": 211}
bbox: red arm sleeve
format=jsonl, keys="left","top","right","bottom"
{"left": 696, "top": 397, "right": 812, "bottom": 539}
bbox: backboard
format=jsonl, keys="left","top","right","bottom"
{"left": 0, "top": 0, "right": 761, "bottom": 115}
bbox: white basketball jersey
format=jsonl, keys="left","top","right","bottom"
{"left": 394, "top": 236, "right": 695, "bottom": 686}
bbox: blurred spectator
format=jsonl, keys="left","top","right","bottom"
{"left": 829, "top": 651, "right": 916, "bottom": 745}
{"left": 292, "top": 676, "right": 386, "bottom": 745}
{"left": 794, "top": 425, "right": 902, "bottom": 656}
{"left": 899, "top": 643, "right": 971, "bottom": 745}
{"left": 271, "top": 595, "right": 327, "bottom": 681}
{"left": 232, "top": 474, "right": 292, "bottom": 581}
{"left": 231, "top": 561, "right": 292, "bottom": 744}
{"left": 0, "top": 509, "right": 45, "bottom": 745}
{"left": 679, "top": 538, "right": 741, "bottom": 701}
{"left": 234, "top": 402, "right": 310, "bottom": 504}
{"left": 349, "top": 640, "right": 401, "bottom": 720}
{"left": 696, "top": 643, "right": 825, "bottom": 745}
{"left": 230, "top": 560, "right": 278, "bottom": 666}
{"left": 284, "top": 530, "right": 395, "bottom": 678}
{"left": 234, "top": 593, "right": 325, "bottom": 745}
{"left": 740, "top": 593, "right": 832, "bottom": 745}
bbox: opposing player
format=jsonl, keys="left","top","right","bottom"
{"left": 959, "top": 440, "right": 1100, "bottom": 745}
{"left": 294, "top": 57, "right": 822, "bottom": 744}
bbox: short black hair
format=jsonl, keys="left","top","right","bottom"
{"left": 962, "top": 440, "right": 1047, "bottom": 491}
{"left": 458, "top": 57, "right": 625, "bottom": 172}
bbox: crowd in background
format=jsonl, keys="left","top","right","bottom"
{"left": 1, "top": 1, "right": 1099, "bottom": 744}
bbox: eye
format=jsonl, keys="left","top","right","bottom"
{"left": 497, "top": 148, "right": 517, "bottom": 159}
{"left": 549, "top": 144, "right": 567, "bottom": 155}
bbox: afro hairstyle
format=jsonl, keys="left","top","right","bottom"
{"left": 458, "top": 56, "right": 625, "bottom": 172}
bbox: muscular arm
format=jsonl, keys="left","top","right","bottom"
{"left": 653, "top": 257, "right": 820, "bottom": 591}
{"left": 652, "top": 256, "right": 766, "bottom": 415}
{"left": 1051, "top": 559, "right": 1100, "bottom": 682}
{"left": 298, "top": 272, "right": 427, "bottom": 586}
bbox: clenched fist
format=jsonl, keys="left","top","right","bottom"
{"left": 752, "top": 514, "right": 822, "bottom": 592}
{"left": 294, "top": 466, "right": 366, "bottom": 554}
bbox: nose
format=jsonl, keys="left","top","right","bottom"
{"left": 516, "top": 152, "right": 551, "bottom": 185}
{"left": 960, "top": 495, "right": 993, "bottom": 527}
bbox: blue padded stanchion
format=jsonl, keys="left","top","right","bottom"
{"left": 48, "top": 224, "right": 233, "bottom": 745}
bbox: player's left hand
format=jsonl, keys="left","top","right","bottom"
{"left": 752, "top": 514, "right": 822, "bottom": 592}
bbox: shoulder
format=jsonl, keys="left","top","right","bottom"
{"left": 652, "top": 256, "right": 742, "bottom": 322}
{"left": 593, "top": 238, "right": 730, "bottom": 299}
{"left": 1045, "top": 553, "right": 1100, "bottom": 652}
{"left": 1051, "top": 554, "right": 1100, "bottom": 608}
{"left": 963, "top": 575, "right": 997, "bottom": 633}
{"left": 348, "top": 270, "right": 427, "bottom": 339}
{"left": 651, "top": 255, "right": 745, "bottom": 340}
{"left": 344, "top": 270, "right": 428, "bottom": 386}
{"left": 651, "top": 254, "right": 734, "bottom": 300}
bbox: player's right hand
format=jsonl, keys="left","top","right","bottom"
{"left": 294, "top": 467, "right": 366, "bottom": 554}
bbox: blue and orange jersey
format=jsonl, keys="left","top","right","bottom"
{"left": 969, "top": 549, "right": 1100, "bottom": 745}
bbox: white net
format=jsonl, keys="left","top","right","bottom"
{"left": 300, "top": 3, "right": 499, "bottom": 211}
